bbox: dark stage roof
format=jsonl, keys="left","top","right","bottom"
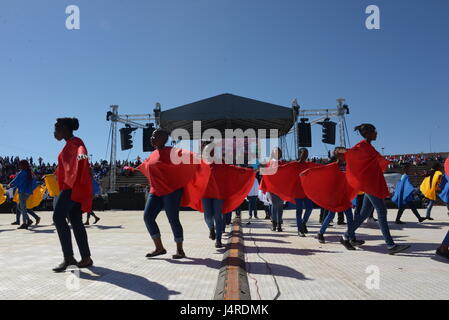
{"left": 159, "top": 93, "right": 294, "bottom": 137}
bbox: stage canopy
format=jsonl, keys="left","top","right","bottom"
{"left": 159, "top": 93, "right": 294, "bottom": 138}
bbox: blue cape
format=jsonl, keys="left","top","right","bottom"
{"left": 10, "top": 170, "right": 38, "bottom": 195}
{"left": 92, "top": 179, "right": 101, "bottom": 196}
{"left": 391, "top": 175, "right": 415, "bottom": 208}
{"left": 439, "top": 175, "right": 449, "bottom": 204}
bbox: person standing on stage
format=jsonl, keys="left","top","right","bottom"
{"left": 52, "top": 118, "right": 94, "bottom": 272}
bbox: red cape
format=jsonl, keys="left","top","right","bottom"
{"left": 445, "top": 157, "right": 449, "bottom": 176}
{"left": 56, "top": 137, "right": 93, "bottom": 213}
{"left": 301, "top": 162, "right": 358, "bottom": 212}
{"left": 138, "top": 147, "right": 211, "bottom": 210}
{"left": 199, "top": 164, "right": 256, "bottom": 214}
{"left": 345, "top": 140, "right": 390, "bottom": 199}
{"left": 259, "top": 161, "right": 321, "bottom": 203}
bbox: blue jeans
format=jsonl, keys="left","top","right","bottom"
{"left": 345, "top": 193, "right": 395, "bottom": 246}
{"left": 295, "top": 198, "right": 313, "bottom": 231}
{"left": 442, "top": 231, "right": 449, "bottom": 246}
{"left": 202, "top": 198, "right": 224, "bottom": 241}
{"left": 270, "top": 193, "right": 283, "bottom": 224}
{"left": 426, "top": 199, "right": 435, "bottom": 218}
{"left": 320, "top": 208, "right": 354, "bottom": 235}
{"left": 53, "top": 189, "right": 91, "bottom": 258}
{"left": 247, "top": 196, "right": 258, "bottom": 218}
{"left": 17, "top": 193, "right": 30, "bottom": 224}
{"left": 143, "top": 188, "right": 184, "bottom": 243}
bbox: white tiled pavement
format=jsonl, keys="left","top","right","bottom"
{"left": 0, "top": 210, "right": 224, "bottom": 300}
{"left": 1, "top": 207, "right": 449, "bottom": 300}
{"left": 243, "top": 206, "right": 449, "bottom": 300}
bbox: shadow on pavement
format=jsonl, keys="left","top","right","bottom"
{"left": 90, "top": 225, "right": 123, "bottom": 230}
{"left": 0, "top": 228, "right": 16, "bottom": 233}
{"left": 80, "top": 266, "right": 181, "bottom": 300}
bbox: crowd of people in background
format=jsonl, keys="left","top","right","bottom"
{"left": 385, "top": 153, "right": 447, "bottom": 168}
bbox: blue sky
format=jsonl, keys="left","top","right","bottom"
{"left": 1, "top": 0, "right": 448, "bottom": 163}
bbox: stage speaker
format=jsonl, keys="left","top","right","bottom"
{"left": 297, "top": 121, "right": 312, "bottom": 147}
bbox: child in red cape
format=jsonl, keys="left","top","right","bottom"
{"left": 435, "top": 158, "right": 449, "bottom": 260}
{"left": 138, "top": 129, "right": 210, "bottom": 259}
{"left": 52, "top": 118, "right": 93, "bottom": 272}
{"left": 259, "top": 147, "right": 321, "bottom": 234}
{"left": 259, "top": 147, "right": 288, "bottom": 232}
{"left": 344, "top": 124, "right": 410, "bottom": 255}
{"left": 199, "top": 143, "right": 256, "bottom": 248}
{"left": 301, "top": 147, "right": 364, "bottom": 249}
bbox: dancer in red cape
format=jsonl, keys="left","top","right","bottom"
{"left": 259, "top": 147, "right": 289, "bottom": 232}
{"left": 52, "top": 118, "right": 93, "bottom": 272}
{"left": 138, "top": 129, "right": 210, "bottom": 259}
{"left": 301, "top": 147, "right": 364, "bottom": 249}
{"left": 199, "top": 142, "right": 256, "bottom": 248}
{"left": 260, "top": 147, "right": 320, "bottom": 235}
{"left": 344, "top": 124, "right": 410, "bottom": 255}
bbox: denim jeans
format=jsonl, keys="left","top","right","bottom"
{"left": 247, "top": 196, "right": 258, "bottom": 218}
{"left": 270, "top": 193, "right": 284, "bottom": 224}
{"left": 295, "top": 198, "right": 313, "bottom": 230}
{"left": 202, "top": 198, "right": 224, "bottom": 241}
{"left": 426, "top": 199, "right": 435, "bottom": 218}
{"left": 396, "top": 201, "right": 422, "bottom": 221}
{"left": 14, "top": 207, "right": 38, "bottom": 224}
{"left": 442, "top": 230, "right": 449, "bottom": 246}
{"left": 143, "top": 188, "right": 184, "bottom": 243}
{"left": 53, "top": 190, "right": 91, "bottom": 258}
{"left": 17, "top": 193, "right": 30, "bottom": 224}
{"left": 320, "top": 208, "right": 354, "bottom": 235}
{"left": 345, "top": 193, "right": 395, "bottom": 246}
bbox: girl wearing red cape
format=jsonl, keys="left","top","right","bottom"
{"left": 200, "top": 143, "right": 256, "bottom": 248}
{"left": 295, "top": 148, "right": 321, "bottom": 237}
{"left": 52, "top": 118, "right": 93, "bottom": 272}
{"left": 301, "top": 147, "right": 364, "bottom": 249}
{"left": 344, "top": 124, "right": 410, "bottom": 255}
{"left": 259, "top": 147, "right": 287, "bottom": 232}
{"left": 138, "top": 129, "right": 210, "bottom": 259}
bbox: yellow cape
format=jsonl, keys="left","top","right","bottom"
{"left": 44, "top": 174, "right": 60, "bottom": 197}
{"left": 419, "top": 171, "right": 443, "bottom": 201}
{"left": 0, "top": 184, "right": 6, "bottom": 205}
{"left": 13, "top": 185, "right": 47, "bottom": 209}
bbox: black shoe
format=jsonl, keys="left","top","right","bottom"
{"left": 215, "top": 240, "right": 223, "bottom": 248}
{"left": 146, "top": 249, "right": 167, "bottom": 258}
{"left": 84, "top": 221, "right": 90, "bottom": 226}
{"left": 426, "top": 217, "right": 434, "bottom": 221}
{"left": 277, "top": 225, "right": 283, "bottom": 232}
{"left": 209, "top": 228, "right": 216, "bottom": 240}
{"left": 272, "top": 222, "right": 277, "bottom": 231}
{"left": 395, "top": 220, "right": 406, "bottom": 225}
{"left": 17, "top": 224, "right": 28, "bottom": 230}
{"left": 317, "top": 233, "right": 325, "bottom": 244}
{"left": 388, "top": 244, "right": 410, "bottom": 255}
{"left": 303, "top": 225, "right": 309, "bottom": 234}
{"left": 339, "top": 237, "right": 356, "bottom": 250}
{"left": 52, "top": 256, "right": 78, "bottom": 273}
{"left": 350, "top": 239, "right": 365, "bottom": 247}
{"left": 93, "top": 217, "right": 100, "bottom": 225}
{"left": 337, "top": 221, "right": 346, "bottom": 225}
{"left": 11, "top": 221, "right": 19, "bottom": 225}
{"left": 254, "top": 215, "right": 259, "bottom": 219}
{"left": 418, "top": 217, "right": 425, "bottom": 223}
{"left": 77, "top": 257, "right": 93, "bottom": 268}
{"left": 35, "top": 216, "right": 41, "bottom": 226}
{"left": 27, "top": 220, "right": 33, "bottom": 227}
{"left": 298, "top": 231, "right": 306, "bottom": 237}
{"left": 436, "top": 248, "right": 449, "bottom": 260}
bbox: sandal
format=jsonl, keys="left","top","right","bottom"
{"left": 146, "top": 249, "right": 167, "bottom": 258}
{"left": 172, "top": 251, "right": 186, "bottom": 259}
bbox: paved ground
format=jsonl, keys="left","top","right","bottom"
{"left": 243, "top": 206, "right": 449, "bottom": 300}
{"left": 1, "top": 206, "right": 449, "bottom": 300}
